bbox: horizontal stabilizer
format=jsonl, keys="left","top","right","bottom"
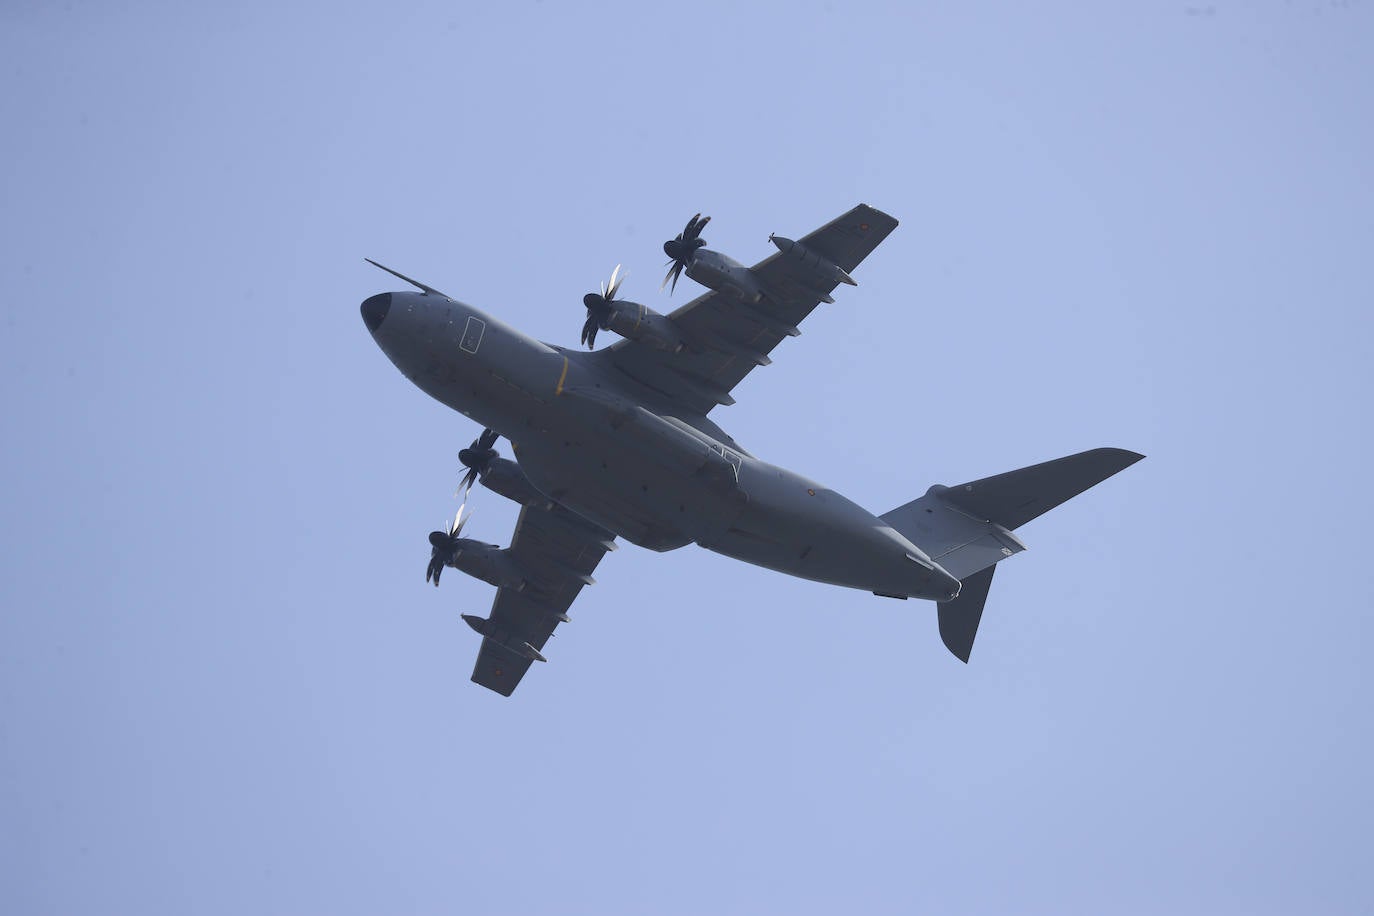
{"left": 882, "top": 447, "right": 1143, "bottom": 581}
{"left": 884, "top": 447, "right": 1142, "bottom": 662}
{"left": 938, "top": 565, "right": 995, "bottom": 662}
{"left": 938, "top": 447, "right": 1144, "bottom": 531}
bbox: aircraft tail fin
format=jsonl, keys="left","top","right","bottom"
{"left": 882, "top": 447, "right": 1143, "bottom": 661}
{"left": 937, "top": 565, "right": 995, "bottom": 663}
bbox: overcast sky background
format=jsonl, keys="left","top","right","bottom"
{"left": 3, "top": 1, "right": 1372, "bottom": 913}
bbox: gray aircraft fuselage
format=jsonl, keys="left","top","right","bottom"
{"left": 363, "top": 290, "right": 961, "bottom": 602}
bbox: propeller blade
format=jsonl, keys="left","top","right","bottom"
{"left": 582, "top": 266, "right": 625, "bottom": 348}
{"left": 459, "top": 428, "right": 500, "bottom": 488}
{"left": 662, "top": 260, "right": 684, "bottom": 293}
{"left": 685, "top": 213, "right": 709, "bottom": 241}
{"left": 453, "top": 499, "right": 471, "bottom": 537}
{"left": 661, "top": 214, "right": 709, "bottom": 296}
{"left": 606, "top": 264, "right": 624, "bottom": 301}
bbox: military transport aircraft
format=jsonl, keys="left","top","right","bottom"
{"left": 361, "top": 205, "right": 1141, "bottom": 696}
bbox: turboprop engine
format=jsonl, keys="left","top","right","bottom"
{"left": 425, "top": 504, "right": 527, "bottom": 591}
{"left": 580, "top": 265, "right": 684, "bottom": 351}
{"left": 459, "top": 428, "right": 552, "bottom": 507}
{"left": 661, "top": 213, "right": 766, "bottom": 303}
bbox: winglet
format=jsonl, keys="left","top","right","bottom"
{"left": 364, "top": 258, "right": 451, "bottom": 299}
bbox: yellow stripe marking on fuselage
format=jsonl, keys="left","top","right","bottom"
{"left": 555, "top": 356, "right": 569, "bottom": 396}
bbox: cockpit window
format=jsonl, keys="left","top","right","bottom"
{"left": 460, "top": 316, "right": 486, "bottom": 354}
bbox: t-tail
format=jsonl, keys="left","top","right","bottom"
{"left": 882, "top": 448, "right": 1144, "bottom": 662}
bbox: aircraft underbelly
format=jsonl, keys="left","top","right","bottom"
{"left": 379, "top": 310, "right": 921, "bottom": 578}
{"left": 510, "top": 427, "right": 745, "bottom": 553}
{"left": 698, "top": 462, "right": 956, "bottom": 599}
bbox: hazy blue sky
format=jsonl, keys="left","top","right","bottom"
{"left": 3, "top": 1, "right": 1371, "bottom": 913}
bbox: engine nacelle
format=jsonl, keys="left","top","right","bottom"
{"left": 443, "top": 539, "right": 527, "bottom": 590}
{"left": 479, "top": 455, "right": 552, "bottom": 507}
{"left": 685, "top": 249, "right": 765, "bottom": 303}
{"left": 602, "top": 299, "right": 685, "bottom": 352}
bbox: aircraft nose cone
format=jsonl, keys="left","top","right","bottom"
{"left": 361, "top": 293, "right": 391, "bottom": 332}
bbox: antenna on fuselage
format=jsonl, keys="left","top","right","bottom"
{"left": 364, "top": 258, "right": 451, "bottom": 299}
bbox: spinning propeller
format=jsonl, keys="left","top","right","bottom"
{"left": 426, "top": 501, "right": 472, "bottom": 586}
{"left": 662, "top": 213, "right": 710, "bottom": 294}
{"left": 458, "top": 428, "right": 499, "bottom": 494}
{"left": 580, "top": 265, "right": 625, "bottom": 349}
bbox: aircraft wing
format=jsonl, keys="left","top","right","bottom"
{"left": 600, "top": 204, "right": 899, "bottom": 414}
{"left": 469, "top": 503, "right": 615, "bottom": 696}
